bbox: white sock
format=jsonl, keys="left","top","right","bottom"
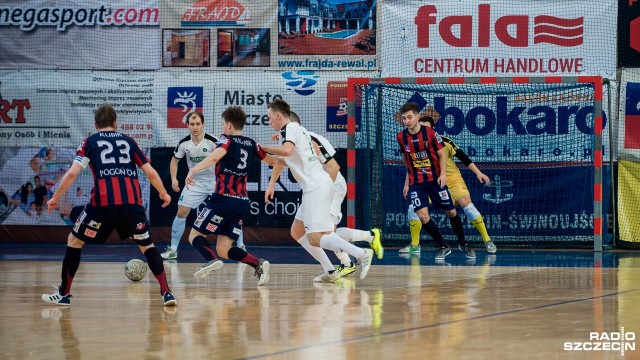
{"left": 236, "top": 231, "right": 245, "bottom": 248}
{"left": 298, "top": 234, "right": 335, "bottom": 273}
{"left": 335, "top": 251, "right": 352, "bottom": 266}
{"left": 336, "top": 227, "right": 373, "bottom": 243}
{"left": 319, "top": 232, "right": 366, "bottom": 259}
{"left": 170, "top": 217, "right": 187, "bottom": 250}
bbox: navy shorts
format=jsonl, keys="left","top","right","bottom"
{"left": 408, "top": 181, "right": 455, "bottom": 212}
{"left": 71, "top": 204, "right": 150, "bottom": 244}
{"left": 192, "top": 194, "right": 248, "bottom": 241}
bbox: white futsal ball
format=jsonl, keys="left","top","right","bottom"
{"left": 125, "top": 259, "right": 148, "bottom": 282}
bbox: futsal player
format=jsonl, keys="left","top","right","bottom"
{"left": 42, "top": 103, "right": 176, "bottom": 306}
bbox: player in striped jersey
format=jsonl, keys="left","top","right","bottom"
{"left": 265, "top": 111, "right": 383, "bottom": 282}
{"left": 160, "top": 112, "right": 246, "bottom": 260}
{"left": 401, "top": 110, "right": 496, "bottom": 256}
{"left": 42, "top": 104, "right": 176, "bottom": 306}
{"left": 397, "top": 102, "right": 473, "bottom": 261}
{"left": 262, "top": 99, "right": 375, "bottom": 280}
{"left": 184, "top": 106, "right": 280, "bottom": 286}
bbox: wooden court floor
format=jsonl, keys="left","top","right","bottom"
{"left": 1, "top": 247, "right": 639, "bottom": 360}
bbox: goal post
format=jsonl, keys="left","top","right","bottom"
{"left": 346, "top": 76, "right": 603, "bottom": 251}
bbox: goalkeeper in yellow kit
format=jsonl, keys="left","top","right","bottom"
{"left": 400, "top": 107, "right": 497, "bottom": 255}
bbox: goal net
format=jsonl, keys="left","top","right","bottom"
{"left": 346, "top": 77, "right": 603, "bottom": 249}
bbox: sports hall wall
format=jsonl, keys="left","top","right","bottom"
{"left": 0, "top": 0, "right": 638, "bottom": 248}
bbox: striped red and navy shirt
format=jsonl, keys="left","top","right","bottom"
{"left": 74, "top": 131, "right": 148, "bottom": 207}
{"left": 213, "top": 134, "right": 266, "bottom": 198}
{"left": 397, "top": 126, "right": 444, "bottom": 185}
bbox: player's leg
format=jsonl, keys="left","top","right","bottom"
{"left": 457, "top": 194, "right": 495, "bottom": 253}
{"left": 42, "top": 232, "right": 84, "bottom": 306}
{"left": 121, "top": 205, "right": 176, "bottom": 306}
{"left": 217, "top": 233, "right": 270, "bottom": 286}
{"left": 292, "top": 207, "right": 339, "bottom": 281}
{"left": 187, "top": 199, "right": 225, "bottom": 278}
{"left": 236, "top": 220, "right": 246, "bottom": 250}
{"left": 163, "top": 204, "right": 190, "bottom": 259}
{"left": 399, "top": 204, "right": 422, "bottom": 253}
{"left": 411, "top": 185, "right": 452, "bottom": 261}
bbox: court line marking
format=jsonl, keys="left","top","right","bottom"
{"left": 242, "top": 288, "right": 639, "bottom": 359}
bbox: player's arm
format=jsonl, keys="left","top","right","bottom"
{"left": 260, "top": 141, "right": 295, "bottom": 157}
{"left": 263, "top": 155, "right": 286, "bottom": 203}
{"left": 403, "top": 171, "right": 410, "bottom": 200}
{"left": 436, "top": 147, "right": 448, "bottom": 187}
{"left": 169, "top": 156, "right": 181, "bottom": 192}
{"left": 311, "top": 140, "right": 339, "bottom": 181}
{"left": 47, "top": 163, "right": 82, "bottom": 213}
{"left": 140, "top": 163, "right": 171, "bottom": 208}
{"left": 185, "top": 147, "right": 227, "bottom": 187}
{"left": 453, "top": 146, "right": 490, "bottom": 185}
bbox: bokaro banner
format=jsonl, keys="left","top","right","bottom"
{"left": 380, "top": 0, "right": 617, "bottom": 77}
{"left": 0, "top": 0, "right": 160, "bottom": 69}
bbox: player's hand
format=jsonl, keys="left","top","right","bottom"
{"left": 159, "top": 193, "right": 171, "bottom": 208}
{"left": 46, "top": 197, "right": 58, "bottom": 213}
{"left": 403, "top": 185, "right": 409, "bottom": 200}
{"left": 271, "top": 133, "right": 280, "bottom": 141}
{"left": 185, "top": 172, "right": 195, "bottom": 189}
{"left": 477, "top": 172, "right": 490, "bottom": 185}
{"left": 171, "top": 179, "right": 180, "bottom": 192}
{"left": 265, "top": 183, "right": 275, "bottom": 203}
{"left": 437, "top": 175, "right": 447, "bottom": 187}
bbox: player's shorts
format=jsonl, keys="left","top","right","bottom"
{"left": 71, "top": 204, "right": 150, "bottom": 244}
{"left": 408, "top": 181, "right": 455, "bottom": 212}
{"left": 178, "top": 182, "right": 215, "bottom": 208}
{"left": 447, "top": 177, "right": 470, "bottom": 206}
{"left": 295, "top": 179, "right": 335, "bottom": 233}
{"left": 192, "top": 194, "right": 247, "bottom": 241}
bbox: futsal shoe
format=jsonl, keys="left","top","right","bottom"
{"left": 313, "top": 271, "right": 341, "bottom": 283}
{"left": 458, "top": 244, "right": 476, "bottom": 259}
{"left": 255, "top": 259, "right": 270, "bottom": 286}
{"left": 194, "top": 259, "right": 224, "bottom": 279}
{"left": 370, "top": 228, "right": 384, "bottom": 259}
{"left": 435, "top": 246, "right": 452, "bottom": 261}
{"left": 161, "top": 247, "right": 178, "bottom": 260}
{"left": 42, "top": 286, "right": 72, "bottom": 306}
{"left": 162, "top": 291, "right": 177, "bottom": 306}
{"left": 399, "top": 245, "right": 421, "bottom": 254}
{"left": 336, "top": 263, "right": 357, "bottom": 277}
{"left": 358, "top": 249, "right": 374, "bottom": 279}
{"left": 485, "top": 240, "right": 497, "bottom": 254}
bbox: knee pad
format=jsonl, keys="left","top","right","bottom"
{"left": 407, "top": 205, "right": 420, "bottom": 222}
{"left": 463, "top": 203, "right": 481, "bottom": 221}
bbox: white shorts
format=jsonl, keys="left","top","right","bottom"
{"left": 294, "top": 179, "right": 335, "bottom": 233}
{"left": 178, "top": 183, "right": 214, "bottom": 209}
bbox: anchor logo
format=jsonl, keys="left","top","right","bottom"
{"left": 483, "top": 175, "right": 513, "bottom": 204}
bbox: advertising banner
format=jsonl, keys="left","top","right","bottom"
{"left": 380, "top": 0, "right": 617, "bottom": 77}
{"left": 160, "top": 0, "right": 378, "bottom": 70}
{"left": 0, "top": 0, "right": 160, "bottom": 70}
{"left": 0, "top": 70, "right": 157, "bottom": 148}
{"left": 0, "top": 147, "right": 150, "bottom": 225}
{"left": 380, "top": 163, "right": 594, "bottom": 242}
{"left": 618, "top": 0, "right": 640, "bottom": 67}
{"left": 619, "top": 68, "right": 640, "bottom": 162}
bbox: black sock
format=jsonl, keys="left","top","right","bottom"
{"left": 192, "top": 235, "right": 217, "bottom": 261}
{"left": 423, "top": 219, "right": 448, "bottom": 248}
{"left": 227, "top": 246, "right": 247, "bottom": 262}
{"left": 143, "top": 247, "right": 170, "bottom": 294}
{"left": 60, "top": 246, "right": 82, "bottom": 295}
{"left": 449, "top": 214, "right": 467, "bottom": 246}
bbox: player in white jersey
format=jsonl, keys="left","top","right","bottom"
{"left": 261, "top": 99, "right": 378, "bottom": 280}
{"left": 266, "top": 111, "right": 383, "bottom": 282}
{"left": 161, "top": 112, "right": 245, "bottom": 260}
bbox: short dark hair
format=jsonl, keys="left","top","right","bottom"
{"left": 399, "top": 102, "right": 420, "bottom": 115}
{"left": 289, "top": 111, "right": 301, "bottom": 124}
{"left": 419, "top": 115, "right": 435, "bottom": 127}
{"left": 187, "top": 111, "right": 205, "bottom": 124}
{"left": 95, "top": 104, "right": 117, "bottom": 129}
{"left": 221, "top": 106, "right": 246, "bottom": 130}
{"left": 267, "top": 99, "right": 290, "bottom": 117}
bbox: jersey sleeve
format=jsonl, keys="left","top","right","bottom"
{"left": 441, "top": 136, "right": 457, "bottom": 158}
{"left": 173, "top": 141, "right": 186, "bottom": 159}
{"left": 130, "top": 138, "right": 150, "bottom": 167}
{"left": 430, "top": 128, "right": 445, "bottom": 151}
{"left": 73, "top": 138, "right": 90, "bottom": 169}
{"left": 280, "top": 123, "right": 297, "bottom": 146}
{"left": 216, "top": 134, "right": 232, "bottom": 151}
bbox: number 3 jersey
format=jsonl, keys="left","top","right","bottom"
{"left": 74, "top": 131, "right": 148, "bottom": 207}
{"left": 213, "top": 134, "right": 266, "bottom": 198}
